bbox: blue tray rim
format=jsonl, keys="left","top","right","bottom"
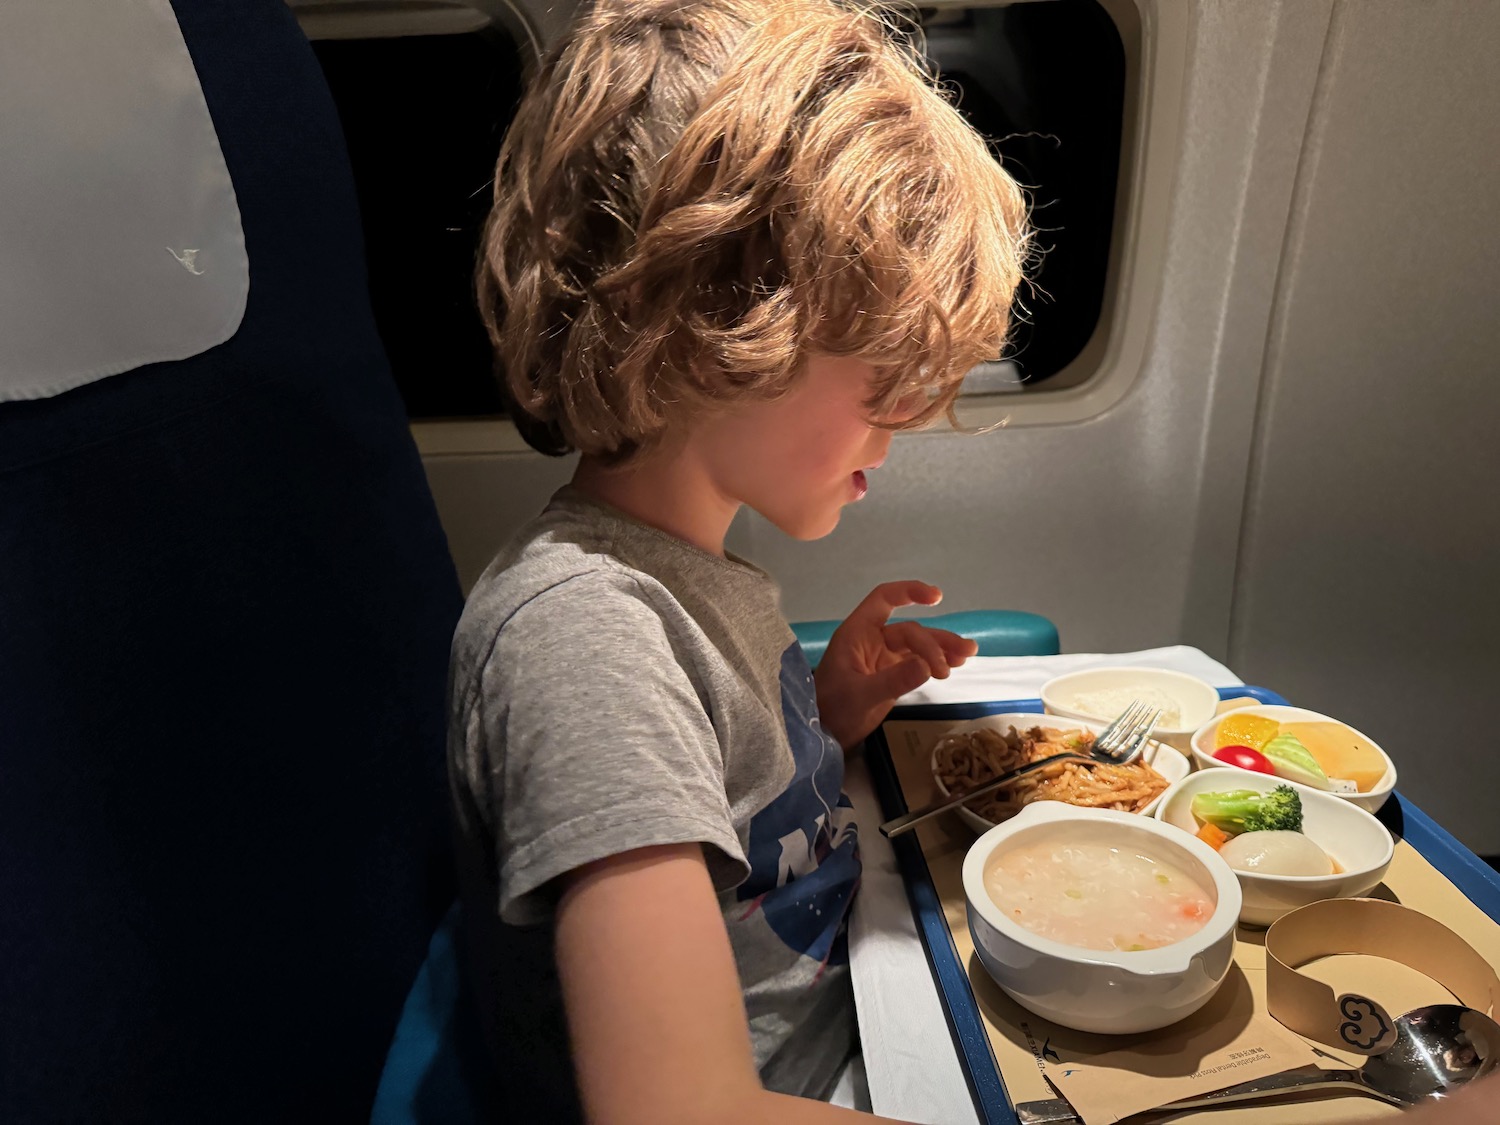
{"left": 864, "top": 685, "right": 1500, "bottom": 1125}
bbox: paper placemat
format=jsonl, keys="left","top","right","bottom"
{"left": 881, "top": 713, "right": 1500, "bottom": 1123}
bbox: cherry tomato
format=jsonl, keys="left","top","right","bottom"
{"left": 1213, "top": 745, "right": 1276, "bottom": 774}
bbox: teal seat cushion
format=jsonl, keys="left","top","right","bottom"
{"left": 791, "top": 609, "right": 1059, "bottom": 667}
{"left": 372, "top": 904, "right": 498, "bottom": 1125}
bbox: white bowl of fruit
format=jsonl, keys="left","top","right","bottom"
{"left": 1188, "top": 706, "right": 1396, "bottom": 813}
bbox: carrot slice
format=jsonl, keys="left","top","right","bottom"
{"left": 1196, "top": 822, "right": 1231, "bottom": 851}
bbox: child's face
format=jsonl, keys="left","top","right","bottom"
{"left": 694, "top": 355, "right": 916, "bottom": 540}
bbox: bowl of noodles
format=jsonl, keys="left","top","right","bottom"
{"left": 931, "top": 714, "right": 1191, "bottom": 834}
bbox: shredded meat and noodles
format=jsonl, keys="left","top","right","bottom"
{"left": 932, "top": 724, "right": 1168, "bottom": 824}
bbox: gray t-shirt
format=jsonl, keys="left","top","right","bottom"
{"left": 448, "top": 487, "right": 861, "bottom": 1120}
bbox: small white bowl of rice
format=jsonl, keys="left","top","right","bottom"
{"left": 1040, "top": 666, "right": 1220, "bottom": 753}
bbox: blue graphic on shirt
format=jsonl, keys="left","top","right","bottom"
{"left": 736, "top": 643, "right": 861, "bottom": 967}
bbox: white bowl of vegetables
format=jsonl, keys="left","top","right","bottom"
{"left": 1188, "top": 705, "right": 1397, "bottom": 813}
{"left": 1154, "top": 771, "right": 1394, "bottom": 926}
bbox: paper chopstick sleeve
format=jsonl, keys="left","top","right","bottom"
{"left": 1265, "top": 898, "right": 1500, "bottom": 1053}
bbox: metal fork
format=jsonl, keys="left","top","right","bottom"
{"left": 878, "top": 701, "right": 1163, "bottom": 839}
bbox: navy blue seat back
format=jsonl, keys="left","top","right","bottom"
{"left": 0, "top": 2, "right": 464, "bottom": 1121}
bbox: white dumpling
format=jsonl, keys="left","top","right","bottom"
{"left": 1219, "top": 830, "right": 1332, "bottom": 876}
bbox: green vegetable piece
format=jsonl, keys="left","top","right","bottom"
{"left": 1065, "top": 888, "right": 1082, "bottom": 899}
{"left": 1262, "top": 733, "right": 1332, "bottom": 790}
{"left": 1190, "top": 785, "right": 1303, "bottom": 834}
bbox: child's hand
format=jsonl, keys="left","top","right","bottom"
{"left": 813, "top": 581, "right": 978, "bottom": 750}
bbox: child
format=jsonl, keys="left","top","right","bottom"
{"left": 448, "top": 1, "right": 1029, "bottom": 1120}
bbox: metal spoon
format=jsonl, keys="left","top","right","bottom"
{"left": 1014, "top": 1004, "right": 1500, "bottom": 1124}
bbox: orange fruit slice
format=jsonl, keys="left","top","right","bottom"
{"left": 1214, "top": 713, "right": 1279, "bottom": 752}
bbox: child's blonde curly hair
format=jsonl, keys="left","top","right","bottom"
{"left": 478, "top": 0, "right": 1031, "bottom": 461}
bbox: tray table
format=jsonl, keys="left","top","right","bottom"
{"left": 865, "top": 686, "right": 1500, "bottom": 1124}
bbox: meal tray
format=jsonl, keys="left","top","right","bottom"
{"left": 865, "top": 687, "right": 1500, "bottom": 1125}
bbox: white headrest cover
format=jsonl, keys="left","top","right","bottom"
{"left": 0, "top": 0, "right": 248, "bottom": 400}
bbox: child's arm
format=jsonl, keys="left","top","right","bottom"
{"left": 556, "top": 843, "right": 914, "bottom": 1125}
{"left": 814, "top": 581, "right": 979, "bottom": 749}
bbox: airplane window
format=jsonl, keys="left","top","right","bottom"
{"left": 918, "top": 3, "right": 1126, "bottom": 393}
{"left": 307, "top": 0, "right": 1124, "bottom": 421}
{"left": 310, "top": 25, "right": 524, "bottom": 420}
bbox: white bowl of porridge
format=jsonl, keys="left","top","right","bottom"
{"left": 962, "top": 801, "right": 1242, "bottom": 1035}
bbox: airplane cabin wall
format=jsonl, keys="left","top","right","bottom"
{"left": 1223, "top": 0, "right": 1500, "bottom": 852}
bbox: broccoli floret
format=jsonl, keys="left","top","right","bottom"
{"left": 1190, "top": 785, "right": 1303, "bottom": 835}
